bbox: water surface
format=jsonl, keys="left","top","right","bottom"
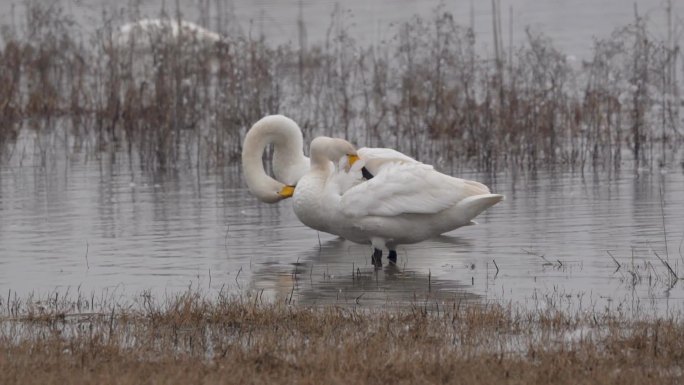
{"left": 1, "top": 151, "right": 683, "bottom": 315}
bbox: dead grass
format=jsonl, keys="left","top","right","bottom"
{"left": 1, "top": 290, "right": 683, "bottom": 384}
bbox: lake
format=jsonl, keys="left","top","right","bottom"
{"left": 1, "top": 145, "right": 683, "bottom": 315}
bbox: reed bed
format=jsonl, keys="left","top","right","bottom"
{"left": 1, "top": 289, "right": 683, "bottom": 384}
{"left": 0, "top": 1, "right": 682, "bottom": 171}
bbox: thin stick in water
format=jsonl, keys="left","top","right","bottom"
{"left": 84, "top": 240, "right": 89, "bottom": 270}
{"left": 606, "top": 251, "right": 621, "bottom": 271}
{"left": 660, "top": 183, "right": 669, "bottom": 259}
{"left": 235, "top": 266, "right": 242, "bottom": 284}
{"left": 653, "top": 249, "right": 678, "bottom": 281}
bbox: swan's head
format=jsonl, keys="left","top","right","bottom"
{"left": 246, "top": 177, "right": 295, "bottom": 204}
{"left": 309, "top": 137, "right": 358, "bottom": 168}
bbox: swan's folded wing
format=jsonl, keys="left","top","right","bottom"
{"left": 340, "top": 162, "right": 491, "bottom": 217}
{"left": 358, "top": 147, "right": 418, "bottom": 163}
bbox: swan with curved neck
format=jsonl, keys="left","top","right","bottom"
{"left": 241, "top": 115, "right": 310, "bottom": 203}
{"left": 292, "top": 136, "right": 504, "bottom": 266}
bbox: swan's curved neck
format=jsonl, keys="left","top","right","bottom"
{"left": 242, "top": 115, "right": 310, "bottom": 202}
{"left": 310, "top": 146, "right": 333, "bottom": 173}
{"left": 271, "top": 132, "right": 309, "bottom": 186}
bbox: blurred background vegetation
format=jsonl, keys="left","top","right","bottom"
{"left": 0, "top": 0, "right": 681, "bottom": 171}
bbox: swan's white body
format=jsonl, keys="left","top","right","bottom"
{"left": 114, "top": 19, "right": 221, "bottom": 49}
{"left": 292, "top": 137, "right": 504, "bottom": 253}
{"left": 241, "top": 115, "right": 415, "bottom": 203}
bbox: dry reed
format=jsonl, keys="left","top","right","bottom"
{"left": 0, "top": 1, "right": 682, "bottom": 171}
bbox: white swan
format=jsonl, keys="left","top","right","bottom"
{"left": 291, "top": 137, "right": 504, "bottom": 266}
{"left": 241, "top": 115, "right": 415, "bottom": 203}
{"left": 114, "top": 19, "right": 221, "bottom": 49}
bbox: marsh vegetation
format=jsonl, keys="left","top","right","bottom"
{"left": 0, "top": 1, "right": 682, "bottom": 171}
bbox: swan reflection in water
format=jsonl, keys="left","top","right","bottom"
{"left": 248, "top": 236, "right": 481, "bottom": 308}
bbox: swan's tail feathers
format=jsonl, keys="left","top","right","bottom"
{"left": 456, "top": 194, "right": 504, "bottom": 222}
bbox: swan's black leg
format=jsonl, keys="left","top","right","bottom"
{"left": 388, "top": 250, "right": 398, "bottom": 264}
{"left": 371, "top": 248, "right": 382, "bottom": 267}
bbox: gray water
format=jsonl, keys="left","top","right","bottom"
{"left": 1, "top": 147, "right": 684, "bottom": 315}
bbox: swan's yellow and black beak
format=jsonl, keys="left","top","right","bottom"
{"left": 346, "top": 154, "right": 374, "bottom": 179}
{"left": 278, "top": 185, "right": 295, "bottom": 198}
{"left": 347, "top": 154, "right": 360, "bottom": 167}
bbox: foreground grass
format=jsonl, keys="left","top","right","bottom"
{"left": 1, "top": 291, "right": 683, "bottom": 384}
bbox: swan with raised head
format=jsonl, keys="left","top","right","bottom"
{"left": 291, "top": 137, "right": 504, "bottom": 266}
{"left": 241, "top": 115, "right": 414, "bottom": 203}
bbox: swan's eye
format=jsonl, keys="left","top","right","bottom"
{"left": 278, "top": 185, "right": 295, "bottom": 198}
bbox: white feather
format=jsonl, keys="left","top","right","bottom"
{"left": 341, "top": 161, "right": 490, "bottom": 217}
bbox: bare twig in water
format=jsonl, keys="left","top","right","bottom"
{"left": 492, "top": 259, "right": 499, "bottom": 277}
{"left": 291, "top": 283, "right": 296, "bottom": 304}
{"left": 522, "top": 248, "right": 554, "bottom": 266}
{"left": 659, "top": 183, "right": 669, "bottom": 259}
{"left": 653, "top": 249, "right": 678, "bottom": 281}
{"left": 235, "top": 267, "right": 242, "bottom": 284}
{"left": 606, "top": 251, "right": 621, "bottom": 272}
{"left": 224, "top": 225, "right": 230, "bottom": 254}
{"left": 679, "top": 233, "right": 684, "bottom": 267}
{"left": 293, "top": 257, "right": 300, "bottom": 281}
{"left": 84, "top": 241, "right": 89, "bottom": 270}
